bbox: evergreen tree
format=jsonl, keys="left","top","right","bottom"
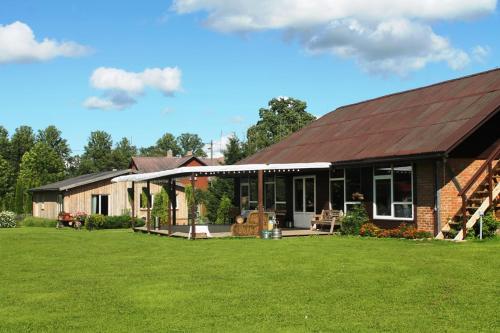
{"left": 0, "top": 126, "right": 10, "bottom": 160}
{"left": 79, "top": 131, "right": 113, "bottom": 174}
{"left": 223, "top": 135, "right": 246, "bottom": 165}
{"left": 151, "top": 187, "right": 170, "bottom": 227}
{"left": 9, "top": 125, "right": 35, "bottom": 171}
{"left": 112, "top": 137, "right": 137, "bottom": 169}
{"left": 36, "top": 125, "right": 71, "bottom": 162}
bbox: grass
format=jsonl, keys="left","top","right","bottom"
{"left": 0, "top": 228, "right": 498, "bottom": 332}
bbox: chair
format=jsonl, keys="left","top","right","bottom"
{"left": 310, "top": 210, "right": 343, "bottom": 234}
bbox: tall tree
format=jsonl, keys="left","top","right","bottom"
{"left": 36, "top": 125, "right": 71, "bottom": 162}
{"left": 246, "top": 97, "right": 316, "bottom": 154}
{"left": 223, "top": 135, "right": 246, "bottom": 165}
{"left": 0, "top": 156, "right": 14, "bottom": 209}
{"left": 0, "top": 126, "right": 10, "bottom": 160}
{"left": 9, "top": 125, "right": 35, "bottom": 171}
{"left": 139, "top": 132, "right": 180, "bottom": 157}
{"left": 112, "top": 137, "right": 137, "bottom": 169}
{"left": 79, "top": 131, "right": 113, "bottom": 174}
{"left": 17, "top": 142, "right": 65, "bottom": 213}
{"left": 176, "top": 133, "right": 207, "bottom": 157}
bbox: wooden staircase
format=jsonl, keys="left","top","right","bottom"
{"left": 436, "top": 145, "right": 500, "bottom": 240}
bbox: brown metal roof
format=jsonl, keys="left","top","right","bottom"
{"left": 131, "top": 155, "right": 222, "bottom": 173}
{"left": 239, "top": 68, "right": 500, "bottom": 165}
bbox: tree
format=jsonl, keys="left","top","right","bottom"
{"left": 17, "top": 142, "right": 65, "bottom": 213}
{"left": 112, "top": 137, "right": 137, "bottom": 170}
{"left": 0, "top": 126, "right": 10, "bottom": 160}
{"left": 0, "top": 157, "right": 14, "bottom": 210}
{"left": 223, "top": 135, "right": 246, "bottom": 165}
{"left": 36, "top": 125, "right": 71, "bottom": 162}
{"left": 9, "top": 125, "right": 35, "bottom": 171}
{"left": 176, "top": 133, "right": 207, "bottom": 157}
{"left": 151, "top": 187, "right": 170, "bottom": 227}
{"left": 79, "top": 131, "right": 113, "bottom": 174}
{"left": 139, "top": 132, "right": 180, "bottom": 157}
{"left": 246, "top": 97, "right": 316, "bottom": 154}
{"left": 205, "top": 178, "right": 234, "bottom": 223}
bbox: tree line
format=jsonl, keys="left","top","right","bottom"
{"left": 0, "top": 97, "right": 316, "bottom": 215}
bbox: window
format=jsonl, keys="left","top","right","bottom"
{"left": 240, "top": 175, "right": 287, "bottom": 211}
{"left": 264, "top": 182, "right": 275, "bottom": 210}
{"left": 91, "top": 195, "right": 109, "bottom": 215}
{"left": 240, "top": 178, "right": 258, "bottom": 210}
{"left": 345, "top": 168, "right": 361, "bottom": 212}
{"left": 140, "top": 188, "right": 153, "bottom": 209}
{"left": 240, "top": 183, "right": 250, "bottom": 210}
{"left": 275, "top": 176, "right": 287, "bottom": 211}
{"left": 330, "top": 168, "right": 345, "bottom": 211}
{"left": 57, "top": 194, "right": 64, "bottom": 214}
{"left": 373, "top": 165, "right": 413, "bottom": 220}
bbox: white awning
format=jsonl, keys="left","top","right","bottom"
{"left": 112, "top": 162, "right": 331, "bottom": 183}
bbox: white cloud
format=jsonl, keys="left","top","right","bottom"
{"left": 171, "top": 0, "right": 496, "bottom": 75}
{"left": 84, "top": 66, "right": 182, "bottom": 111}
{"left": 90, "top": 66, "right": 182, "bottom": 95}
{"left": 0, "top": 21, "right": 90, "bottom": 64}
{"left": 204, "top": 132, "right": 234, "bottom": 158}
{"left": 472, "top": 45, "right": 491, "bottom": 62}
{"left": 83, "top": 92, "right": 136, "bottom": 111}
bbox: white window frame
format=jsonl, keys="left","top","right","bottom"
{"left": 293, "top": 175, "right": 316, "bottom": 214}
{"left": 328, "top": 169, "right": 346, "bottom": 214}
{"left": 91, "top": 194, "right": 110, "bottom": 215}
{"left": 373, "top": 165, "right": 413, "bottom": 221}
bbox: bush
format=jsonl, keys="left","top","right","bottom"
{"left": 341, "top": 205, "right": 368, "bottom": 235}
{"left": 0, "top": 211, "right": 16, "bottom": 228}
{"left": 359, "top": 223, "right": 380, "bottom": 237}
{"left": 20, "top": 216, "right": 57, "bottom": 228}
{"left": 85, "top": 214, "right": 143, "bottom": 230}
{"left": 215, "top": 195, "right": 233, "bottom": 224}
{"left": 472, "top": 211, "right": 499, "bottom": 239}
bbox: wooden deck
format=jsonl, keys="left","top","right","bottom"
{"left": 133, "top": 226, "right": 331, "bottom": 239}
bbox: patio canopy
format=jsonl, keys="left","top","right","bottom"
{"left": 111, "top": 162, "right": 331, "bottom": 183}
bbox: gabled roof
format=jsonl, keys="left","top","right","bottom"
{"left": 130, "top": 155, "right": 221, "bottom": 173}
{"left": 30, "top": 169, "right": 132, "bottom": 192}
{"left": 239, "top": 68, "right": 500, "bottom": 165}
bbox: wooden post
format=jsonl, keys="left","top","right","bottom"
{"left": 172, "top": 179, "right": 177, "bottom": 226}
{"left": 191, "top": 173, "right": 196, "bottom": 240}
{"left": 258, "top": 169, "right": 264, "bottom": 237}
{"left": 131, "top": 181, "right": 135, "bottom": 219}
{"left": 488, "top": 161, "right": 493, "bottom": 206}
{"left": 461, "top": 194, "right": 467, "bottom": 239}
{"left": 146, "top": 180, "right": 151, "bottom": 232}
{"left": 166, "top": 180, "right": 172, "bottom": 236}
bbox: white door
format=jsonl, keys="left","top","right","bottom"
{"left": 293, "top": 176, "right": 316, "bottom": 228}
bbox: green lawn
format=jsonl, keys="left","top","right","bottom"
{"left": 0, "top": 228, "right": 498, "bottom": 332}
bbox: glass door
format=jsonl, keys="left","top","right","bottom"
{"left": 293, "top": 176, "right": 316, "bottom": 228}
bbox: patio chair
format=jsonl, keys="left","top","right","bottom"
{"left": 310, "top": 210, "right": 343, "bottom": 234}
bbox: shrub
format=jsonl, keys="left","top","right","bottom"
{"left": 359, "top": 223, "right": 380, "bottom": 237}
{"left": 215, "top": 195, "right": 233, "bottom": 225}
{"left": 0, "top": 211, "right": 16, "bottom": 228}
{"left": 151, "top": 188, "right": 169, "bottom": 226}
{"left": 473, "top": 211, "right": 499, "bottom": 239}
{"left": 341, "top": 205, "right": 368, "bottom": 235}
{"left": 373, "top": 223, "right": 431, "bottom": 239}
{"left": 85, "top": 214, "right": 106, "bottom": 230}
{"left": 20, "top": 216, "right": 57, "bottom": 228}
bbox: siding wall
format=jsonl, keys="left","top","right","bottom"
{"left": 32, "top": 192, "right": 60, "bottom": 219}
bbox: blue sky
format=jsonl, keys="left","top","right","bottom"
{"left": 0, "top": 0, "right": 498, "bottom": 156}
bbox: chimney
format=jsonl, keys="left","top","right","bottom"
{"left": 185, "top": 150, "right": 193, "bottom": 156}
{"left": 166, "top": 149, "right": 173, "bottom": 158}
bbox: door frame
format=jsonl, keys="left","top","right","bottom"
{"left": 292, "top": 175, "right": 316, "bottom": 228}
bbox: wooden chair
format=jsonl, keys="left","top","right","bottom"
{"left": 310, "top": 210, "right": 343, "bottom": 234}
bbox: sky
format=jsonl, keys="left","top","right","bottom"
{"left": 0, "top": 0, "right": 499, "bottom": 157}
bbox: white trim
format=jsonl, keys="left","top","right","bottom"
{"left": 112, "top": 162, "right": 331, "bottom": 183}
{"left": 372, "top": 165, "right": 414, "bottom": 221}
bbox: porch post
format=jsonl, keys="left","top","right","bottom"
{"left": 171, "top": 179, "right": 177, "bottom": 226}
{"left": 166, "top": 179, "right": 172, "bottom": 236}
{"left": 258, "top": 169, "right": 264, "bottom": 237}
{"left": 191, "top": 173, "right": 196, "bottom": 240}
{"left": 146, "top": 180, "right": 151, "bottom": 232}
{"left": 131, "top": 181, "right": 135, "bottom": 219}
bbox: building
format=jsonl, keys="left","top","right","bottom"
{"left": 111, "top": 69, "right": 499, "bottom": 240}
{"left": 31, "top": 153, "right": 221, "bottom": 224}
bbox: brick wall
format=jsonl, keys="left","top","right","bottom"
{"left": 415, "top": 161, "right": 436, "bottom": 234}
{"left": 439, "top": 158, "right": 486, "bottom": 225}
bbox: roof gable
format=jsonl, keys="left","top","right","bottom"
{"left": 130, "top": 155, "right": 219, "bottom": 173}
{"left": 239, "top": 68, "right": 500, "bottom": 165}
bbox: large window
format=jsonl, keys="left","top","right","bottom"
{"left": 330, "top": 169, "right": 344, "bottom": 211}
{"left": 294, "top": 176, "right": 315, "bottom": 213}
{"left": 91, "top": 194, "right": 109, "bottom": 216}
{"left": 345, "top": 168, "right": 362, "bottom": 213}
{"left": 242, "top": 175, "right": 287, "bottom": 211}
{"left": 373, "top": 165, "right": 413, "bottom": 220}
